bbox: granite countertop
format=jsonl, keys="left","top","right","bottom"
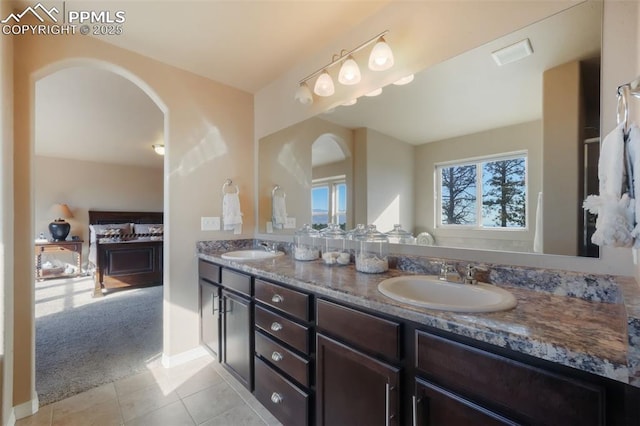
{"left": 198, "top": 247, "right": 637, "bottom": 387}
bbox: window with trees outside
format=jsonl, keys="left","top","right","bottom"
{"left": 312, "top": 177, "right": 347, "bottom": 230}
{"left": 437, "top": 153, "right": 527, "bottom": 229}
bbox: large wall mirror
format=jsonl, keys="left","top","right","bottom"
{"left": 258, "top": 1, "right": 602, "bottom": 258}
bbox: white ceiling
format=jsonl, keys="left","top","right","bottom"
{"left": 35, "top": 67, "right": 164, "bottom": 168}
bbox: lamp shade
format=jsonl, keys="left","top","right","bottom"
{"left": 152, "top": 144, "right": 165, "bottom": 155}
{"left": 295, "top": 82, "right": 313, "bottom": 104}
{"left": 53, "top": 203, "right": 73, "bottom": 219}
{"left": 314, "top": 70, "right": 335, "bottom": 97}
{"left": 368, "top": 36, "right": 394, "bottom": 71}
{"left": 338, "top": 56, "right": 361, "bottom": 85}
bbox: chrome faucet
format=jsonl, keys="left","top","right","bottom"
{"left": 463, "top": 264, "right": 478, "bottom": 285}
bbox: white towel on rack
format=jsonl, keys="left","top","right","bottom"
{"left": 583, "top": 122, "right": 635, "bottom": 247}
{"left": 533, "top": 192, "right": 543, "bottom": 253}
{"left": 223, "top": 193, "right": 243, "bottom": 230}
{"left": 626, "top": 125, "right": 640, "bottom": 248}
{"left": 273, "top": 194, "right": 287, "bottom": 226}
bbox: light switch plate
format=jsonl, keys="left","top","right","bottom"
{"left": 201, "top": 216, "right": 220, "bottom": 231}
{"left": 284, "top": 217, "right": 296, "bottom": 229}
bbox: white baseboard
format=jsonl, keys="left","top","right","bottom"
{"left": 13, "top": 394, "right": 38, "bottom": 420}
{"left": 6, "top": 408, "right": 16, "bottom": 426}
{"left": 161, "top": 346, "right": 209, "bottom": 368}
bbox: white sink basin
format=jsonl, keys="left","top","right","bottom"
{"left": 378, "top": 275, "right": 517, "bottom": 313}
{"left": 221, "top": 250, "right": 284, "bottom": 261}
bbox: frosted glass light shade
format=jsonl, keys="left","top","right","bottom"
{"left": 393, "top": 74, "right": 414, "bottom": 85}
{"left": 368, "top": 36, "right": 394, "bottom": 71}
{"left": 365, "top": 88, "right": 383, "bottom": 97}
{"left": 295, "top": 82, "right": 313, "bottom": 104}
{"left": 338, "top": 56, "right": 361, "bottom": 85}
{"left": 341, "top": 99, "right": 358, "bottom": 106}
{"left": 314, "top": 70, "right": 335, "bottom": 96}
{"left": 152, "top": 144, "right": 165, "bottom": 155}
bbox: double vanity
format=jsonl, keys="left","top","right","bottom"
{"left": 197, "top": 240, "right": 640, "bottom": 425}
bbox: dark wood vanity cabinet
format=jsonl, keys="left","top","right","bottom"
{"left": 316, "top": 299, "right": 401, "bottom": 426}
{"left": 199, "top": 261, "right": 253, "bottom": 391}
{"left": 253, "top": 278, "right": 313, "bottom": 426}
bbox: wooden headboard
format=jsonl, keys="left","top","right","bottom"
{"left": 88, "top": 210, "right": 164, "bottom": 225}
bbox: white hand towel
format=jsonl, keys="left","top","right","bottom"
{"left": 583, "top": 122, "right": 634, "bottom": 247}
{"left": 626, "top": 125, "right": 640, "bottom": 247}
{"left": 223, "top": 193, "right": 243, "bottom": 230}
{"left": 533, "top": 192, "right": 543, "bottom": 253}
{"left": 273, "top": 194, "right": 287, "bottom": 225}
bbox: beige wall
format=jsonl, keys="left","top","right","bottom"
{"left": 360, "top": 128, "right": 414, "bottom": 234}
{"left": 542, "top": 61, "right": 582, "bottom": 256}
{"left": 34, "top": 156, "right": 163, "bottom": 269}
{"left": 1, "top": 0, "right": 14, "bottom": 421}
{"left": 13, "top": 32, "right": 254, "bottom": 411}
{"left": 257, "top": 117, "right": 353, "bottom": 233}
{"left": 415, "top": 121, "right": 542, "bottom": 253}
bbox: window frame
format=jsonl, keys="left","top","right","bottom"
{"left": 435, "top": 151, "right": 528, "bottom": 231}
{"left": 311, "top": 175, "right": 347, "bottom": 228}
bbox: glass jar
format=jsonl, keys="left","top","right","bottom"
{"left": 385, "top": 224, "right": 416, "bottom": 245}
{"left": 320, "top": 223, "right": 350, "bottom": 266}
{"left": 345, "top": 224, "right": 367, "bottom": 251}
{"left": 355, "top": 224, "right": 389, "bottom": 273}
{"left": 293, "top": 224, "right": 320, "bottom": 261}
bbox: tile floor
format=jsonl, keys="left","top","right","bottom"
{"left": 17, "top": 354, "right": 282, "bottom": 426}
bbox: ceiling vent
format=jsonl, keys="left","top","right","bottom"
{"left": 491, "top": 38, "right": 533, "bottom": 66}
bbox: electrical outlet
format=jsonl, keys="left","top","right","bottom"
{"left": 201, "top": 216, "right": 220, "bottom": 231}
{"left": 284, "top": 217, "right": 296, "bottom": 229}
{"left": 266, "top": 222, "right": 273, "bottom": 233}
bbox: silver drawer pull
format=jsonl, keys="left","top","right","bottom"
{"left": 270, "top": 322, "right": 283, "bottom": 332}
{"left": 271, "top": 294, "right": 284, "bottom": 303}
{"left": 271, "top": 351, "right": 283, "bottom": 362}
{"left": 271, "top": 392, "right": 283, "bottom": 404}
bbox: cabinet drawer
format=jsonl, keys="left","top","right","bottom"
{"left": 254, "top": 357, "right": 309, "bottom": 426}
{"left": 221, "top": 268, "right": 252, "bottom": 297}
{"left": 255, "top": 279, "right": 311, "bottom": 322}
{"left": 255, "top": 305, "right": 310, "bottom": 354}
{"left": 415, "top": 330, "right": 604, "bottom": 425}
{"left": 255, "top": 331, "right": 310, "bottom": 387}
{"left": 198, "top": 260, "right": 220, "bottom": 284}
{"left": 317, "top": 299, "right": 400, "bottom": 361}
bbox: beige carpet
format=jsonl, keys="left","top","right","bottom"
{"left": 35, "top": 276, "right": 163, "bottom": 406}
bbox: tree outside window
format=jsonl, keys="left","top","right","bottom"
{"left": 438, "top": 154, "right": 526, "bottom": 229}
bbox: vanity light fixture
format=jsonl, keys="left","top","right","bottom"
{"left": 365, "top": 88, "right": 383, "bottom": 97}
{"left": 295, "top": 30, "right": 393, "bottom": 104}
{"left": 152, "top": 144, "right": 165, "bottom": 156}
{"left": 341, "top": 99, "right": 358, "bottom": 106}
{"left": 393, "top": 74, "right": 414, "bottom": 85}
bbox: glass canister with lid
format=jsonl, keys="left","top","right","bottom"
{"left": 385, "top": 224, "right": 416, "bottom": 245}
{"left": 355, "top": 224, "right": 389, "bottom": 273}
{"left": 293, "top": 224, "right": 320, "bottom": 261}
{"left": 320, "top": 223, "right": 350, "bottom": 266}
{"left": 345, "top": 223, "right": 367, "bottom": 251}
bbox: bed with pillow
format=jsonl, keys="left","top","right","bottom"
{"left": 88, "top": 210, "right": 163, "bottom": 297}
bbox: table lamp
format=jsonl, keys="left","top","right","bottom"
{"left": 49, "top": 203, "right": 73, "bottom": 241}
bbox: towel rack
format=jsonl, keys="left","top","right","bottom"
{"left": 221, "top": 179, "right": 239, "bottom": 195}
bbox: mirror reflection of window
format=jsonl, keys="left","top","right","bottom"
{"left": 312, "top": 176, "right": 347, "bottom": 230}
{"left": 437, "top": 153, "right": 527, "bottom": 229}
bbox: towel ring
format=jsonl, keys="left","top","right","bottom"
{"left": 272, "top": 184, "right": 286, "bottom": 198}
{"left": 222, "top": 179, "right": 239, "bottom": 195}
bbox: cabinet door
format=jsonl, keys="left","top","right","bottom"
{"left": 414, "top": 378, "right": 520, "bottom": 426}
{"left": 316, "top": 333, "right": 400, "bottom": 426}
{"left": 222, "top": 290, "right": 253, "bottom": 390}
{"left": 200, "top": 279, "right": 221, "bottom": 361}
